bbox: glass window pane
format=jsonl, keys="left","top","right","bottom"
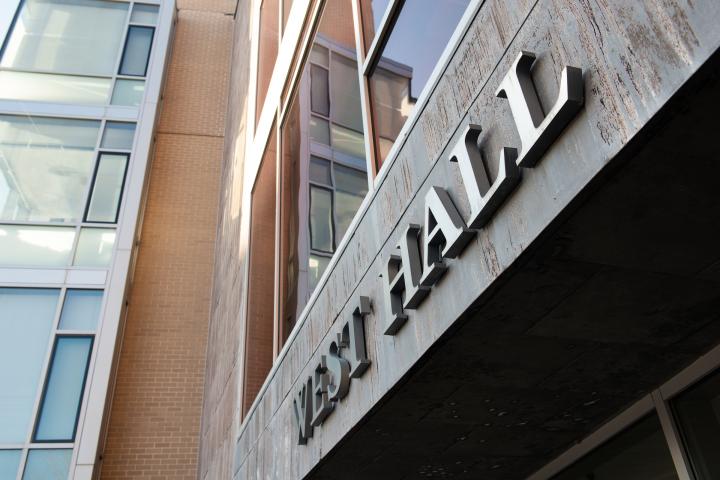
{"left": 309, "top": 186, "right": 333, "bottom": 252}
{"left": 673, "top": 369, "right": 720, "bottom": 479}
{"left": 22, "top": 449, "right": 72, "bottom": 480}
{"left": 119, "top": 26, "right": 154, "bottom": 76}
{"left": 0, "top": 450, "right": 21, "bottom": 479}
{"left": 0, "top": 115, "right": 100, "bottom": 222}
{"left": 309, "top": 156, "right": 332, "bottom": 185}
{"left": 1, "top": 0, "right": 129, "bottom": 76}
{"left": 0, "top": 288, "right": 59, "bottom": 443}
{"left": 0, "top": 225, "right": 75, "bottom": 267}
{"left": 334, "top": 164, "right": 368, "bottom": 195}
{"left": 331, "top": 54, "right": 363, "bottom": 132}
{"left": 131, "top": 4, "right": 159, "bottom": 24}
{"left": 101, "top": 122, "right": 136, "bottom": 150}
{"left": 86, "top": 153, "right": 128, "bottom": 223}
{"left": 111, "top": 79, "right": 146, "bottom": 107}
{"left": 0, "top": 71, "right": 112, "bottom": 105}
{"left": 331, "top": 124, "right": 366, "bottom": 159}
{"left": 309, "top": 116, "right": 330, "bottom": 145}
{"left": 553, "top": 415, "right": 678, "bottom": 480}
{"left": 256, "top": 0, "right": 279, "bottom": 126}
{"left": 308, "top": 254, "right": 330, "bottom": 292}
{"left": 335, "top": 190, "right": 364, "bottom": 243}
{"left": 59, "top": 290, "right": 103, "bottom": 331}
{"left": 34, "top": 337, "right": 93, "bottom": 442}
{"left": 311, "top": 65, "right": 330, "bottom": 116}
{"left": 368, "top": 0, "right": 470, "bottom": 166}
{"left": 360, "top": 0, "right": 392, "bottom": 53}
{"left": 310, "top": 44, "right": 329, "bottom": 68}
{"left": 73, "top": 228, "right": 116, "bottom": 267}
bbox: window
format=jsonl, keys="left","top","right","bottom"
{"left": 119, "top": 26, "right": 154, "bottom": 76}
{"left": 673, "top": 369, "right": 720, "bottom": 479}
{"left": 85, "top": 153, "right": 129, "bottom": 223}
{"left": 34, "top": 336, "right": 93, "bottom": 441}
{"left": 277, "top": 1, "right": 370, "bottom": 347}
{"left": 552, "top": 415, "right": 678, "bottom": 480}
{"left": 73, "top": 228, "right": 116, "bottom": 267}
{"left": 0, "top": 289, "right": 101, "bottom": 478}
{"left": 256, "top": 0, "right": 280, "bottom": 126}
{"left": 363, "top": 0, "right": 471, "bottom": 168}
{"left": 0, "top": 115, "right": 100, "bottom": 223}
{"left": 0, "top": 0, "right": 156, "bottom": 106}
{"left": 0, "top": 289, "right": 59, "bottom": 443}
{"left": 22, "top": 449, "right": 72, "bottom": 480}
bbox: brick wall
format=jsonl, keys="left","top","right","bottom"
{"left": 99, "top": 2, "right": 233, "bottom": 479}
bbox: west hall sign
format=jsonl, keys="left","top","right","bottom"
{"left": 293, "top": 51, "right": 584, "bottom": 445}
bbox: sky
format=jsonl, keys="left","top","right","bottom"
{"left": 0, "top": 1, "right": 20, "bottom": 46}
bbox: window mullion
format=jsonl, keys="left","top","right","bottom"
{"left": 361, "top": 0, "right": 404, "bottom": 76}
{"left": 652, "top": 391, "right": 695, "bottom": 480}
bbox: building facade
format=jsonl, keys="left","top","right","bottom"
{"left": 208, "top": 0, "right": 720, "bottom": 479}
{"left": 2, "top": 0, "right": 720, "bottom": 479}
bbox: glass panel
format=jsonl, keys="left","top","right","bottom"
{"left": 131, "top": 4, "right": 159, "bottom": 24}
{"left": 334, "top": 165, "right": 367, "bottom": 242}
{"left": 59, "top": 290, "right": 103, "bottom": 331}
{"left": 0, "top": 225, "right": 75, "bottom": 267}
{"left": 0, "top": 288, "right": 59, "bottom": 443}
{"left": 73, "top": 228, "right": 116, "bottom": 267}
{"left": 369, "top": 0, "right": 470, "bottom": 166}
{"left": 86, "top": 153, "right": 128, "bottom": 223}
{"left": 309, "top": 116, "right": 330, "bottom": 145}
{"left": 310, "top": 65, "right": 330, "bottom": 116}
{"left": 310, "top": 44, "right": 329, "bottom": 68}
{"left": 309, "top": 156, "right": 332, "bottom": 185}
{"left": 331, "top": 54, "right": 363, "bottom": 131}
{"left": 119, "top": 26, "right": 154, "bottom": 76}
{"left": 0, "top": 71, "right": 112, "bottom": 105}
{"left": 553, "top": 415, "right": 678, "bottom": 480}
{"left": 34, "top": 337, "right": 93, "bottom": 441}
{"left": 360, "top": 0, "right": 392, "bottom": 52}
{"left": 331, "top": 124, "right": 366, "bottom": 159}
{"left": 308, "top": 254, "right": 330, "bottom": 292}
{"left": 0, "top": 450, "right": 21, "bottom": 480}
{"left": 673, "top": 369, "right": 720, "bottom": 479}
{"left": 309, "top": 186, "right": 333, "bottom": 252}
{"left": 22, "top": 449, "right": 72, "bottom": 480}
{"left": 1, "top": 0, "right": 129, "bottom": 76}
{"left": 0, "top": 115, "right": 100, "bottom": 222}
{"left": 111, "top": 79, "right": 146, "bottom": 106}
{"left": 101, "top": 122, "right": 136, "bottom": 150}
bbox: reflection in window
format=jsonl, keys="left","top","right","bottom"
{"left": 277, "top": 0, "right": 369, "bottom": 348}
{"left": 111, "top": 79, "right": 146, "bottom": 107}
{"left": 0, "top": 71, "right": 113, "bottom": 105}
{"left": 34, "top": 337, "right": 93, "bottom": 442}
{"left": 59, "top": 290, "right": 103, "bottom": 331}
{"left": 0, "top": 115, "right": 100, "bottom": 223}
{"left": 101, "top": 122, "right": 136, "bottom": 150}
{"left": 309, "top": 186, "right": 334, "bottom": 252}
{"left": 673, "top": 369, "right": 720, "bottom": 479}
{"left": 130, "top": 4, "right": 159, "bottom": 24}
{"left": 0, "top": 225, "right": 75, "bottom": 267}
{"left": 367, "top": 0, "right": 470, "bottom": 167}
{"left": 73, "top": 228, "right": 116, "bottom": 267}
{"left": 22, "top": 449, "right": 72, "bottom": 480}
{"left": 553, "top": 415, "right": 678, "bottom": 480}
{"left": 119, "top": 26, "right": 155, "bottom": 77}
{"left": 0, "top": 450, "right": 21, "bottom": 479}
{"left": 0, "top": 288, "right": 59, "bottom": 443}
{"left": 256, "top": 0, "right": 279, "bottom": 126}
{"left": 360, "top": 0, "right": 392, "bottom": 53}
{"left": 85, "top": 153, "right": 128, "bottom": 223}
{"left": 1, "top": 0, "right": 129, "bottom": 77}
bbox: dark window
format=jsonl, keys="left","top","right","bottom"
{"left": 119, "top": 26, "right": 154, "bottom": 76}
